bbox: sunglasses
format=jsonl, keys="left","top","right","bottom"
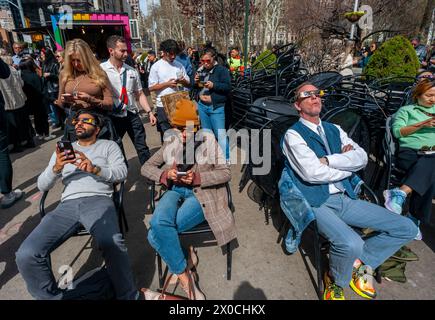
{"left": 420, "top": 145, "right": 435, "bottom": 151}
{"left": 201, "top": 59, "right": 211, "bottom": 63}
{"left": 298, "top": 90, "right": 326, "bottom": 99}
{"left": 417, "top": 74, "right": 434, "bottom": 79}
{"left": 72, "top": 117, "right": 97, "bottom": 126}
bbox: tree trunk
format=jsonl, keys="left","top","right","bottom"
{"left": 418, "top": 0, "right": 434, "bottom": 37}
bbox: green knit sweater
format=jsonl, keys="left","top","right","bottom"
{"left": 392, "top": 104, "right": 435, "bottom": 150}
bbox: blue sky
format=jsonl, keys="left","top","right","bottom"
{"left": 139, "top": 0, "right": 160, "bottom": 16}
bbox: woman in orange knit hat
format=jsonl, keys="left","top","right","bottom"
{"left": 141, "top": 103, "right": 236, "bottom": 300}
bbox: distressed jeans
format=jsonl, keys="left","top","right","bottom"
{"left": 148, "top": 186, "right": 205, "bottom": 274}
{"left": 16, "top": 196, "right": 138, "bottom": 300}
{"left": 313, "top": 194, "right": 418, "bottom": 288}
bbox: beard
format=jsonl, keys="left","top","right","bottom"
{"left": 75, "top": 126, "right": 96, "bottom": 139}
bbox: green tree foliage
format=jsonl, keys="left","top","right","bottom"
{"left": 364, "top": 35, "right": 420, "bottom": 79}
{"left": 251, "top": 49, "right": 277, "bottom": 72}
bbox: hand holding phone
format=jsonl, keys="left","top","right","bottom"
{"left": 57, "top": 141, "right": 76, "bottom": 160}
{"left": 61, "top": 93, "right": 74, "bottom": 103}
{"left": 54, "top": 140, "right": 76, "bottom": 173}
{"left": 176, "top": 171, "right": 187, "bottom": 177}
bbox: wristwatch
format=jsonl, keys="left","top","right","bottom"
{"left": 93, "top": 165, "right": 101, "bottom": 176}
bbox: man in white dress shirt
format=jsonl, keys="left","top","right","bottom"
{"left": 101, "top": 35, "right": 157, "bottom": 165}
{"left": 282, "top": 82, "right": 417, "bottom": 300}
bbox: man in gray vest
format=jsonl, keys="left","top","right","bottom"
{"left": 282, "top": 82, "right": 417, "bottom": 300}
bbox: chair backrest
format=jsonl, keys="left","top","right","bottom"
{"left": 323, "top": 107, "right": 371, "bottom": 154}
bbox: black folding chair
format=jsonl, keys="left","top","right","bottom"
{"left": 149, "top": 182, "right": 235, "bottom": 288}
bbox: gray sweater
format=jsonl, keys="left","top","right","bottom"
{"left": 37, "top": 139, "right": 127, "bottom": 202}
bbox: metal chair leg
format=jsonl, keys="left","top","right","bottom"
{"left": 277, "top": 219, "right": 290, "bottom": 244}
{"left": 226, "top": 242, "right": 232, "bottom": 281}
{"left": 156, "top": 252, "right": 164, "bottom": 288}
{"left": 313, "top": 221, "right": 323, "bottom": 299}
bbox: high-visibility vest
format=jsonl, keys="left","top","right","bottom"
{"left": 228, "top": 57, "right": 242, "bottom": 73}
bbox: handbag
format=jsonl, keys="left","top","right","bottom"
{"left": 140, "top": 271, "right": 195, "bottom": 300}
{"left": 160, "top": 90, "right": 190, "bottom": 122}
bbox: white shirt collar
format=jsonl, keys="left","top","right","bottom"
{"left": 299, "top": 117, "right": 323, "bottom": 133}
{"left": 105, "top": 59, "right": 126, "bottom": 73}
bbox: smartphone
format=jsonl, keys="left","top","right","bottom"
{"left": 176, "top": 171, "right": 187, "bottom": 177}
{"left": 57, "top": 140, "right": 76, "bottom": 160}
{"left": 61, "top": 93, "right": 74, "bottom": 102}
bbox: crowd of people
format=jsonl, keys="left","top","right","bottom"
{"left": 0, "top": 34, "right": 434, "bottom": 301}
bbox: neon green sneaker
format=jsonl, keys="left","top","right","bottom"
{"left": 323, "top": 272, "right": 345, "bottom": 300}
{"left": 350, "top": 264, "right": 377, "bottom": 299}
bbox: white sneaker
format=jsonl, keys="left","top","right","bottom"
{"left": 1, "top": 189, "right": 24, "bottom": 209}
{"left": 43, "top": 134, "right": 56, "bottom": 141}
{"left": 415, "top": 228, "right": 423, "bottom": 241}
{"left": 35, "top": 134, "right": 43, "bottom": 140}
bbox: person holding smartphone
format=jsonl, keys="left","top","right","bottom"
{"left": 141, "top": 101, "right": 235, "bottom": 300}
{"left": 383, "top": 79, "right": 435, "bottom": 229}
{"left": 55, "top": 39, "right": 113, "bottom": 141}
{"left": 148, "top": 39, "right": 190, "bottom": 140}
{"left": 194, "top": 47, "right": 232, "bottom": 161}
{"left": 16, "top": 110, "right": 139, "bottom": 300}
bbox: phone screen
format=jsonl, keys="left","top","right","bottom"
{"left": 57, "top": 141, "right": 76, "bottom": 160}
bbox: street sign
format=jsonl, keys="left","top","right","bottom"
{"left": 23, "top": 34, "right": 32, "bottom": 43}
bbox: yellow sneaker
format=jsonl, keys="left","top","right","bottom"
{"left": 323, "top": 272, "right": 345, "bottom": 300}
{"left": 349, "top": 265, "right": 377, "bottom": 299}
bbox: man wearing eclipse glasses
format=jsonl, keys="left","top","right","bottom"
{"left": 281, "top": 82, "right": 417, "bottom": 300}
{"left": 16, "top": 110, "right": 139, "bottom": 300}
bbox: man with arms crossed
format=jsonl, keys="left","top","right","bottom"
{"left": 282, "top": 82, "right": 418, "bottom": 300}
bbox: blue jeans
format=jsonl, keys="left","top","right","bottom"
{"left": 197, "top": 101, "right": 229, "bottom": 160}
{"left": 313, "top": 194, "right": 418, "bottom": 288}
{"left": 48, "top": 103, "right": 59, "bottom": 126}
{"left": 148, "top": 186, "right": 205, "bottom": 274}
{"left": 16, "top": 196, "right": 138, "bottom": 300}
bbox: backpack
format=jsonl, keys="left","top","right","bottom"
{"left": 61, "top": 267, "right": 116, "bottom": 300}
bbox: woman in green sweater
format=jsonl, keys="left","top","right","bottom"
{"left": 384, "top": 79, "right": 435, "bottom": 229}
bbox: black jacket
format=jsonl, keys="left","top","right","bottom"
{"left": 195, "top": 64, "right": 231, "bottom": 106}
{"left": 42, "top": 59, "right": 60, "bottom": 100}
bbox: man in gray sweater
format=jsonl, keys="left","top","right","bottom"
{"left": 16, "top": 110, "right": 138, "bottom": 300}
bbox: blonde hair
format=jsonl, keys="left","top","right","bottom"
{"left": 61, "top": 38, "right": 109, "bottom": 88}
